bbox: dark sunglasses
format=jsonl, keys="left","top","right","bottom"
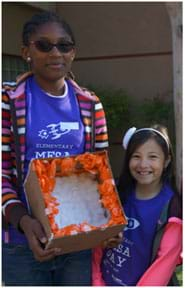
{"left": 30, "top": 40, "right": 75, "bottom": 53}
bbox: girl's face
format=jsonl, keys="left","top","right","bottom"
{"left": 129, "top": 138, "right": 169, "bottom": 188}
{"left": 22, "top": 22, "right": 75, "bottom": 82}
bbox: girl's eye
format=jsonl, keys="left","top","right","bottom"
{"left": 150, "top": 155, "right": 158, "bottom": 159}
{"left": 132, "top": 155, "right": 140, "bottom": 159}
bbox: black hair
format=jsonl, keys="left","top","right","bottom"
{"left": 22, "top": 11, "right": 75, "bottom": 46}
{"left": 117, "top": 124, "right": 176, "bottom": 204}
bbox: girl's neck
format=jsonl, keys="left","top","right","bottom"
{"left": 135, "top": 181, "right": 163, "bottom": 200}
{"left": 34, "top": 75, "right": 66, "bottom": 96}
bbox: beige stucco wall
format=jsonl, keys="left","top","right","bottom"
{"left": 56, "top": 2, "right": 173, "bottom": 102}
{"left": 58, "top": 3, "right": 171, "bottom": 56}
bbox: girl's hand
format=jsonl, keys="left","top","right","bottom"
{"left": 19, "top": 215, "right": 62, "bottom": 262}
{"left": 102, "top": 232, "right": 123, "bottom": 248}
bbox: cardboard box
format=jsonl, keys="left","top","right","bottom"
{"left": 24, "top": 151, "right": 127, "bottom": 254}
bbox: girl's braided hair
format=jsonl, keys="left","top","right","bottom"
{"left": 22, "top": 11, "right": 76, "bottom": 46}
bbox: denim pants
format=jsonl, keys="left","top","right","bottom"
{"left": 2, "top": 243, "right": 92, "bottom": 286}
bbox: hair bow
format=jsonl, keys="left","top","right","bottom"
{"left": 122, "top": 127, "right": 137, "bottom": 149}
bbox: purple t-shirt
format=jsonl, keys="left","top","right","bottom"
{"left": 24, "top": 76, "right": 85, "bottom": 174}
{"left": 101, "top": 183, "right": 173, "bottom": 286}
{"left": 6, "top": 76, "right": 85, "bottom": 244}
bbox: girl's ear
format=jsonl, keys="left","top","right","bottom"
{"left": 71, "top": 47, "right": 76, "bottom": 61}
{"left": 21, "top": 46, "right": 30, "bottom": 62}
{"left": 164, "top": 155, "right": 171, "bottom": 168}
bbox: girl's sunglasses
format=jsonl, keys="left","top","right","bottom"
{"left": 30, "top": 40, "right": 75, "bottom": 53}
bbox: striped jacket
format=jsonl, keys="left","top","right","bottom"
{"left": 2, "top": 72, "right": 108, "bottom": 240}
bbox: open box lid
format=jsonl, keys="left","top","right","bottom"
{"left": 24, "top": 169, "right": 52, "bottom": 239}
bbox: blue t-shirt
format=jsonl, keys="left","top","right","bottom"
{"left": 25, "top": 76, "right": 85, "bottom": 175}
{"left": 101, "top": 183, "right": 173, "bottom": 286}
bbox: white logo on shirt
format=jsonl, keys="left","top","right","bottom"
{"left": 111, "top": 274, "right": 126, "bottom": 285}
{"left": 124, "top": 217, "right": 140, "bottom": 231}
{"left": 38, "top": 122, "right": 79, "bottom": 140}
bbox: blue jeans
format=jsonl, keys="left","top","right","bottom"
{"left": 2, "top": 243, "right": 92, "bottom": 286}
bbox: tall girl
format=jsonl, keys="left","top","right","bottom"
{"left": 2, "top": 11, "right": 108, "bottom": 286}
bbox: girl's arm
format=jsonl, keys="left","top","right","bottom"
{"left": 69, "top": 78, "right": 109, "bottom": 151}
{"left": 92, "top": 233, "right": 123, "bottom": 286}
{"left": 92, "top": 247, "right": 105, "bottom": 286}
{"left": 2, "top": 90, "right": 28, "bottom": 230}
{"left": 137, "top": 218, "right": 182, "bottom": 286}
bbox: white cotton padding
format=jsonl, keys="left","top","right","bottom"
{"left": 52, "top": 173, "right": 110, "bottom": 228}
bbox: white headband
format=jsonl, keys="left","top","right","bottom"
{"left": 122, "top": 127, "right": 169, "bottom": 150}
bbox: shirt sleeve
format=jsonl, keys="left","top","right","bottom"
{"left": 137, "top": 218, "right": 182, "bottom": 286}
{"left": 92, "top": 247, "right": 106, "bottom": 286}
{"left": 94, "top": 99, "right": 109, "bottom": 151}
{"left": 2, "top": 91, "right": 28, "bottom": 229}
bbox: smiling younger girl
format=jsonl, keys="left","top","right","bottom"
{"left": 92, "top": 125, "right": 182, "bottom": 286}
